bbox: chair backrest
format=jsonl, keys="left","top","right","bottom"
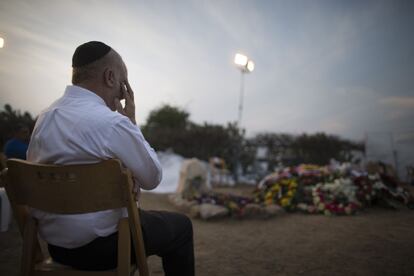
{"left": 5, "top": 159, "right": 129, "bottom": 214}
{"left": 3, "top": 158, "right": 149, "bottom": 276}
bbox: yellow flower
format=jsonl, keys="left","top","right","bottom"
{"left": 271, "top": 185, "right": 280, "bottom": 192}
{"left": 228, "top": 202, "right": 238, "bottom": 210}
{"left": 289, "top": 181, "right": 298, "bottom": 188}
{"left": 281, "top": 198, "right": 290, "bottom": 207}
{"left": 265, "top": 191, "right": 274, "bottom": 199}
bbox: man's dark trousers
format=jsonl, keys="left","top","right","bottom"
{"left": 48, "top": 210, "right": 195, "bottom": 276}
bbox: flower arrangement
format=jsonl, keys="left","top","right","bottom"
{"left": 195, "top": 192, "right": 253, "bottom": 217}
{"left": 257, "top": 177, "right": 298, "bottom": 209}
{"left": 182, "top": 162, "right": 413, "bottom": 219}
{"left": 253, "top": 163, "right": 412, "bottom": 216}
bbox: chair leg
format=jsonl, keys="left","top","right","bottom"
{"left": 117, "top": 218, "right": 131, "bottom": 276}
{"left": 21, "top": 217, "right": 38, "bottom": 276}
{"left": 127, "top": 201, "right": 149, "bottom": 276}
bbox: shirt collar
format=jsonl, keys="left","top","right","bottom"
{"left": 64, "top": 85, "right": 107, "bottom": 107}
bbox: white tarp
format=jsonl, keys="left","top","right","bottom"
{"left": 150, "top": 151, "right": 184, "bottom": 193}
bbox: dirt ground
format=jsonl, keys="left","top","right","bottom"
{"left": 1, "top": 191, "right": 414, "bottom": 276}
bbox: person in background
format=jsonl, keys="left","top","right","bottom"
{"left": 3, "top": 124, "right": 30, "bottom": 159}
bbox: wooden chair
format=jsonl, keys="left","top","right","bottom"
{"left": 2, "top": 158, "right": 149, "bottom": 276}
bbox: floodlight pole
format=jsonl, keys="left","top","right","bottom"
{"left": 237, "top": 71, "right": 245, "bottom": 127}
{"left": 233, "top": 53, "right": 254, "bottom": 183}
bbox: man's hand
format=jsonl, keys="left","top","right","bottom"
{"left": 115, "top": 80, "right": 136, "bottom": 125}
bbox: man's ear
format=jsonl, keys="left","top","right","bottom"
{"left": 103, "top": 68, "right": 115, "bottom": 88}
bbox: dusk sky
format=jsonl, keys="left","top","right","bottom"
{"left": 1, "top": 0, "right": 413, "bottom": 147}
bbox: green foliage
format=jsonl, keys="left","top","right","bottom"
{"left": 145, "top": 104, "right": 189, "bottom": 129}
{"left": 249, "top": 132, "right": 364, "bottom": 168}
{"left": 291, "top": 133, "right": 364, "bottom": 165}
{"left": 142, "top": 104, "right": 245, "bottom": 172}
{"left": 142, "top": 104, "right": 190, "bottom": 153}
{"left": 0, "top": 104, "right": 36, "bottom": 149}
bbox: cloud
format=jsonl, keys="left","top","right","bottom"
{"left": 378, "top": 96, "right": 414, "bottom": 120}
{"left": 380, "top": 96, "right": 414, "bottom": 109}
{"left": 395, "top": 131, "right": 414, "bottom": 144}
{"left": 0, "top": 0, "right": 413, "bottom": 146}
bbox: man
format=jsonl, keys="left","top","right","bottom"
{"left": 27, "top": 41, "right": 194, "bottom": 275}
{"left": 3, "top": 124, "right": 30, "bottom": 159}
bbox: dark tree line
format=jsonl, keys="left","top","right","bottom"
{"left": 1, "top": 103, "right": 365, "bottom": 174}
{"left": 142, "top": 104, "right": 365, "bottom": 174}
{"left": 249, "top": 132, "right": 364, "bottom": 169}
{"left": 291, "top": 132, "right": 364, "bottom": 165}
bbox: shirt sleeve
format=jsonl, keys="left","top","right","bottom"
{"left": 104, "top": 118, "right": 162, "bottom": 190}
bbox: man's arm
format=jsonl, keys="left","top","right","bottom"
{"left": 109, "top": 80, "right": 162, "bottom": 190}
{"left": 105, "top": 118, "right": 162, "bottom": 190}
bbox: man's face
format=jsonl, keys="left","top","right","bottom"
{"left": 108, "top": 59, "right": 128, "bottom": 111}
{"left": 118, "top": 61, "right": 128, "bottom": 99}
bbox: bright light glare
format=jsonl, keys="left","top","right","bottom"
{"left": 234, "top": 53, "right": 248, "bottom": 66}
{"left": 0, "top": 37, "right": 4, "bottom": 48}
{"left": 247, "top": 60, "right": 255, "bottom": 72}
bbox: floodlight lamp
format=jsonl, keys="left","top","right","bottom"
{"left": 247, "top": 60, "right": 255, "bottom": 72}
{"left": 0, "top": 37, "right": 4, "bottom": 48}
{"left": 234, "top": 53, "right": 248, "bottom": 66}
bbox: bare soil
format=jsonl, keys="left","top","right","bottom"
{"left": 1, "top": 190, "right": 414, "bottom": 276}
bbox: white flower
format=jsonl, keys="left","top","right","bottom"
{"left": 318, "top": 202, "right": 325, "bottom": 211}
{"left": 373, "top": 181, "right": 386, "bottom": 190}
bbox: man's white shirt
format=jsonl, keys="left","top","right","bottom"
{"left": 27, "top": 85, "right": 162, "bottom": 248}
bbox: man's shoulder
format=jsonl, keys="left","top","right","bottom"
{"left": 40, "top": 97, "right": 120, "bottom": 124}
{"left": 34, "top": 89, "right": 134, "bottom": 135}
